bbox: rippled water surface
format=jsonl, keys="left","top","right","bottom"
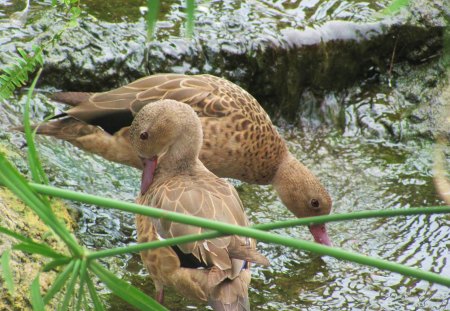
{"left": 0, "top": 0, "right": 448, "bottom": 310}
{"left": 1, "top": 75, "right": 449, "bottom": 310}
{"left": 1, "top": 0, "right": 390, "bottom": 24}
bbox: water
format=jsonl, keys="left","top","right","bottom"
{"left": 78, "top": 0, "right": 389, "bottom": 25}
{"left": 1, "top": 77, "right": 449, "bottom": 310}
{"left": 0, "top": 0, "right": 449, "bottom": 310}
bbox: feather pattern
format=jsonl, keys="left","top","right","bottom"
{"left": 24, "top": 73, "right": 333, "bottom": 246}
{"left": 51, "top": 74, "right": 286, "bottom": 184}
{"left": 132, "top": 100, "right": 268, "bottom": 310}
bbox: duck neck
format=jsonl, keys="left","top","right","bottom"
{"left": 272, "top": 153, "right": 308, "bottom": 216}
{"left": 159, "top": 126, "right": 203, "bottom": 173}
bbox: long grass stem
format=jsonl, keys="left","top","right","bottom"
{"left": 24, "top": 182, "right": 450, "bottom": 287}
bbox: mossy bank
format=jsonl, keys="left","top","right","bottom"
{"left": 0, "top": 144, "right": 76, "bottom": 310}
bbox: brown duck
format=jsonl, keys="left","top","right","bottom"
{"left": 34, "top": 73, "right": 332, "bottom": 245}
{"left": 131, "top": 99, "right": 269, "bottom": 310}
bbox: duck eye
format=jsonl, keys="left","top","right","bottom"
{"left": 310, "top": 199, "right": 320, "bottom": 209}
{"left": 140, "top": 132, "right": 149, "bottom": 140}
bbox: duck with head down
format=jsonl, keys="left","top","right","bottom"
{"left": 130, "top": 99, "right": 269, "bottom": 310}
{"left": 28, "top": 73, "right": 332, "bottom": 245}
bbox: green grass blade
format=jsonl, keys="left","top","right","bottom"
{"left": 90, "top": 261, "right": 167, "bottom": 311}
{"left": 30, "top": 274, "right": 45, "bottom": 311}
{"left": 85, "top": 273, "right": 105, "bottom": 311}
{"left": 1, "top": 249, "right": 15, "bottom": 296}
{"left": 24, "top": 182, "right": 450, "bottom": 287}
{"left": 146, "top": 0, "right": 160, "bottom": 41}
{"left": 2, "top": 177, "right": 450, "bottom": 286}
{"left": 88, "top": 231, "right": 218, "bottom": 260}
{"left": 75, "top": 259, "right": 88, "bottom": 311}
{"left": 82, "top": 295, "right": 90, "bottom": 311}
{"left": 43, "top": 259, "right": 76, "bottom": 304}
{"left": 0, "top": 155, "right": 82, "bottom": 256}
{"left": 13, "top": 242, "right": 65, "bottom": 258}
{"left": 23, "top": 67, "right": 49, "bottom": 187}
{"left": 43, "top": 257, "right": 72, "bottom": 272}
{"left": 0, "top": 225, "right": 40, "bottom": 244}
{"left": 27, "top": 182, "right": 450, "bottom": 228}
{"left": 59, "top": 259, "right": 81, "bottom": 311}
{"left": 382, "top": 0, "right": 410, "bottom": 15}
{"left": 185, "top": 0, "right": 195, "bottom": 37}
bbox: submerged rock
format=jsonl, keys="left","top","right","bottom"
{"left": 0, "top": 0, "right": 446, "bottom": 120}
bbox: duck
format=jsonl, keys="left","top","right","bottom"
{"left": 33, "top": 73, "right": 333, "bottom": 245}
{"left": 131, "top": 99, "right": 269, "bottom": 310}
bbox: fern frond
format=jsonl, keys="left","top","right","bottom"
{"left": 0, "top": 45, "right": 44, "bottom": 101}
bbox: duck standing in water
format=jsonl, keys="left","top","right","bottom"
{"left": 130, "top": 99, "right": 269, "bottom": 310}
{"left": 31, "top": 74, "right": 332, "bottom": 245}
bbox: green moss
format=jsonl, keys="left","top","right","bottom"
{"left": 0, "top": 185, "right": 76, "bottom": 310}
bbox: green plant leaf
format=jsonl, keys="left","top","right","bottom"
{"left": 70, "top": 6, "right": 81, "bottom": 17}
{"left": 43, "top": 257, "right": 72, "bottom": 272}
{"left": 25, "top": 181, "right": 450, "bottom": 287}
{"left": 382, "top": 0, "right": 410, "bottom": 15}
{"left": 75, "top": 259, "right": 88, "bottom": 311}
{"left": 0, "top": 225, "right": 37, "bottom": 244}
{"left": 23, "top": 68, "right": 49, "bottom": 187}
{"left": 85, "top": 273, "right": 105, "bottom": 311}
{"left": 17, "top": 48, "right": 28, "bottom": 59}
{"left": 13, "top": 242, "right": 65, "bottom": 259}
{"left": 90, "top": 261, "right": 167, "bottom": 310}
{"left": 30, "top": 274, "right": 45, "bottom": 311}
{"left": 0, "top": 226, "right": 66, "bottom": 261}
{"left": 0, "top": 155, "right": 82, "bottom": 256}
{"left": 185, "top": 0, "right": 195, "bottom": 38}
{"left": 59, "top": 259, "right": 81, "bottom": 310}
{"left": 146, "top": 0, "right": 160, "bottom": 41}
{"left": 1, "top": 249, "right": 14, "bottom": 296}
{"left": 43, "top": 259, "right": 76, "bottom": 304}
{"left": 3, "top": 67, "right": 13, "bottom": 75}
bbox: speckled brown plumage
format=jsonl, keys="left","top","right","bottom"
{"left": 131, "top": 100, "right": 268, "bottom": 310}
{"left": 30, "top": 73, "right": 333, "bottom": 245}
{"left": 50, "top": 74, "right": 285, "bottom": 184}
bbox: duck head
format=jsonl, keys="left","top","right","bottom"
{"left": 129, "top": 99, "right": 202, "bottom": 194}
{"left": 272, "top": 154, "right": 333, "bottom": 246}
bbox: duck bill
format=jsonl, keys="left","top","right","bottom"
{"left": 140, "top": 156, "right": 158, "bottom": 195}
{"left": 309, "top": 224, "right": 332, "bottom": 246}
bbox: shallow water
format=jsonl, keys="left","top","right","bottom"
{"left": 69, "top": 0, "right": 389, "bottom": 24}
{"left": 0, "top": 0, "right": 449, "bottom": 310}
{"left": 0, "top": 0, "right": 389, "bottom": 30}
{"left": 1, "top": 73, "right": 449, "bottom": 310}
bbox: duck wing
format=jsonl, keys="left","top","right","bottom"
{"left": 147, "top": 173, "right": 269, "bottom": 272}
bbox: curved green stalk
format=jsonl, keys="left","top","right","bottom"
{"left": 43, "top": 260, "right": 76, "bottom": 304}
{"left": 89, "top": 261, "right": 167, "bottom": 310}
{"left": 146, "top": 0, "right": 160, "bottom": 41}
{"left": 185, "top": 0, "right": 195, "bottom": 37}
{"left": 1, "top": 249, "right": 14, "bottom": 296}
{"left": 25, "top": 182, "right": 450, "bottom": 287}
{"left": 23, "top": 67, "right": 48, "bottom": 187}
{"left": 75, "top": 259, "right": 88, "bottom": 311}
{"left": 59, "top": 259, "right": 81, "bottom": 310}
{"left": 87, "top": 205, "right": 450, "bottom": 260}
{"left": 28, "top": 182, "right": 450, "bottom": 228}
{"left": 0, "top": 156, "right": 82, "bottom": 256}
{"left": 85, "top": 273, "right": 105, "bottom": 311}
